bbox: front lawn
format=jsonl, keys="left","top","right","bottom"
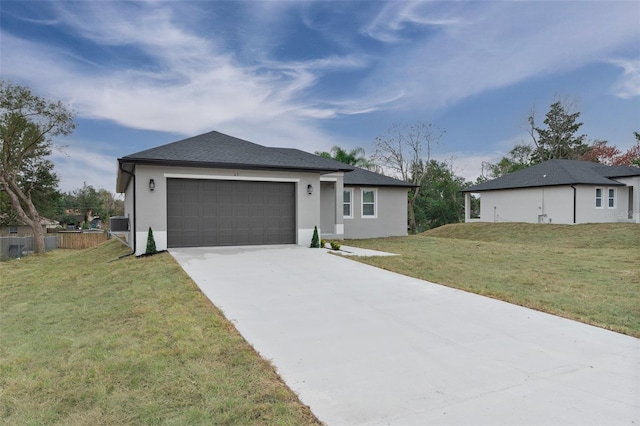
{"left": 345, "top": 223, "right": 640, "bottom": 338}
{"left": 0, "top": 240, "right": 319, "bottom": 425}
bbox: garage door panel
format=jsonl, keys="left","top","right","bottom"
{"left": 167, "top": 179, "right": 296, "bottom": 248}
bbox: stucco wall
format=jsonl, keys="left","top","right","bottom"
{"left": 343, "top": 186, "right": 409, "bottom": 239}
{"left": 476, "top": 182, "right": 640, "bottom": 225}
{"left": 122, "top": 177, "right": 135, "bottom": 247}
{"left": 320, "top": 181, "right": 336, "bottom": 235}
{"left": 479, "top": 186, "right": 572, "bottom": 224}
{"left": 126, "top": 165, "right": 322, "bottom": 255}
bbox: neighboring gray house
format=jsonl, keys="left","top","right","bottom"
{"left": 0, "top": 216, "right": 59, "bottom": 236}
{"left": 462, "top": 159, "right": 640, "bottom": 224}
{"left": 116, "top": 131, "right": 413, "bottom": 255}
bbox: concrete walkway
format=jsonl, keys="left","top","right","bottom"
{"left": 170, "top": 245, "right": 640, "bottom": 425}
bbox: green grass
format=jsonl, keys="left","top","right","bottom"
{"left": 0, "top": 240, "right": 320, "bottom": 425}
{"left": 345, "top": 223, "right": 640, "bottom": 338}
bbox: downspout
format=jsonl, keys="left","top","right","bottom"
{"left": 118, "top": 163, "right": 136, "bottom": 257}
{"left": 571, "top": 185, "right": 577, "bottom": 224}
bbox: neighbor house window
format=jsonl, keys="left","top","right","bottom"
{"left": 343, "top": 189, "right": 353, "bottom": 218}
{"left": 9, "top": 226, "right": 17, "bottom": 234}
{"left": 608, "top": 188, "right": 616, "bottom": 208}
{"left": 361, "top": 189, "right": 377, "bottom": 218}
{"left": 595, "top": 188, "right": 603, "bottom": 208}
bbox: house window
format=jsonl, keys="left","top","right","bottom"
{"left": 608, "top": 188, "right": 616, "bottom": 208}
{"left": 9, "top": 226, "right": 17, "bottom": 234}
{"left": 595, "top": 188, "right": 603, "bottom": 208}
{"left": 343, "top": 189, "right": 353, "bottom": 218}
{"left": 361, "top": 189, "right": 377, "bottom": 218}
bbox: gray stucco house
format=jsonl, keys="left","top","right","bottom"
{"left": 116, "top": 131, "right": 413, "bottom": 255}
{"left": 462, "top": 159, "right": 640, "bottom": 224}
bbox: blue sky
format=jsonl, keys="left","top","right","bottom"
{"left": 1, "top": 0, "right": 639, "bottom": 193}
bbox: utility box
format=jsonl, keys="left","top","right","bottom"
{"left": 110, "top": 216, "right": 129, "bottom": 232}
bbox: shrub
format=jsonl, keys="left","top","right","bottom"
{"left": 330, "top": 241, "right": 341, "bottom": 251}
{"left": 320, "top": 239, "right": 327, "bottom": 248}
{"left": 145, "top": 227, "right": 158, "bottom": 255}
{"left": 310, "top": 226, "right": 320, "bottom": 248}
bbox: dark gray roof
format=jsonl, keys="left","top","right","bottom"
{"left": 343, "top": 166, "right": 415, "bottom": 188}
{"left": 117, "top": 130, "right": 415, "bottom": 192}
{"left": 119, "top": 130, "right": 354, "bottom": 173}
{"left": 463, "top": 159, "right": 640, "bottom": 192}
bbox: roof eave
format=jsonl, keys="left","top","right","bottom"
{"left": 117, "top": 157, "right": 353, "bottom": 174}
{"left": 462, "top": 181, "right": 627, "bottom": 192}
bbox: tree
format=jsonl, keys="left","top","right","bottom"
{"left": 310, "top": 226, "right": 320, "bottom": 248}
{"left": 482, "top": 144, "right": 533, "bottom": 179}
{"left": 529, "top": 100, "right": 588, "bottom": 163}
{"left": 581, "top": 140, "right": 621, "bottom": 165}
{"left": 580, "top": 134, "right": 640, "bottom": 167}
{"left": 372, "top": 122, "right": 444, "bottom": 233}
{"left": 57, "top": 184, "right": 124, "bottom": 228}
{"left": 315, "top": 146, "right": 375, "bottom": 170}
{"left": 413, "top": 160, "right": 467, "bottom": 231}
{"left": 0, "top": 81, "right": 75, "bottom": 252}
{"left": 145, "top": 227, "right": 158, "bottom": 255}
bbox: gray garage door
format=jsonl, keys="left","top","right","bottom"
{"left": 167, "top": 179, "right": 296, "bottom": 247}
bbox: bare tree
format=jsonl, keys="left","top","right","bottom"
{"left": 372, "top": 122, "right": 444, "bottom": 234}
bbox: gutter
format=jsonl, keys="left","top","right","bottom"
{"left": 118, "top": 162, "right": 136, "bottom": 256}
{"left": 571, "top": 185, "right": 577, "bottom": 224}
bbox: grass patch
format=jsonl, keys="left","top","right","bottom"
{"left": 345, "top": 223, "right": 640, "bottom": 338}
{"left": 0, "top": 240, "right": 319, "bottom": 425}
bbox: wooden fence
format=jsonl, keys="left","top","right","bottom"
{"left": 56, "top": 232, "right": 107, "bottom": 249}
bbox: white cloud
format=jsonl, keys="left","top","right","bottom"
{"left": 610, "top": 59, "right": 640, "bottom": 99}
{"left": 363, "top": 2, "right": 461, "bottom": 43}
{"left": 50, "top": 144, "right": 120, "bottom": 193}
{"left": 362, "top": 1, "right": 640, "bottom": 110}
{"left": 2, "top": 0, "right": 638, "bottom": 192}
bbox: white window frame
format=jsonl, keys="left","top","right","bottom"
{"left": 607, "top": 188, "right": 616, "bottom": 209}
{"left": 595, "top": 187, "right": 603, "bottom": 209}
{"left": 343, "top": 188, "right": 353, "bottom": 219}
{"left": 361, "top": 188, "right": 378, "bottom": 219}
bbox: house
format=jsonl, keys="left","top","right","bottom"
{"left": 116, "top": 131, "right": 413, "bottom": 255}
{"left": 462, "top": 159, "right": 640, "bottom": 224}
{"left": 0, "top": 216, "right": 60, "bottom": 236}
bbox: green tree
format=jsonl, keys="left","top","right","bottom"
{"left": 0, "top": 81, "right": 75, "bottom": 252}
{"left": 373, "top": 122, "right": 444, "bottom": 233}
{"left": 482, "top": 144, "right": 533, "bottom": 179}
{"left": 529, "top": 101, "right": 588, "bottom": 163}
{"left": 315, "top": 146, "right": 375, "bottom": 170}
{"left": 413, "top": 160, "right": 467, "bottom": 231}
{"left": 59, "top": 184, "right": 124, "bottom": 228}
{"left": 145, "top": 227, "right": 158, "bottom": 255}
{"left": 310, "top": 226, "right": 320, "bottom": 248}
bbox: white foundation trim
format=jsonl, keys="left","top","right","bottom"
{"left": 298, "top": 228, "right": 315, "bottom": 247}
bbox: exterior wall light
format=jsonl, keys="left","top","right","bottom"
{"left": 149, "top": 179, "right": 155, "bottom": 191}
{"left": 307, "top": 184, "right": 313, "bottom": 195}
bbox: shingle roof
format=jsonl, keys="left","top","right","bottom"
{"left": 463, "top": 159, "right": 640, "bottom": 192}
{"left": 117, "top": 130, "right": 414, "bottom": 192}
{"left": 343, "top": 166, "right": 415, "bottom": 188}
{"left": 119, "top": 131, "right": 354, "bottom": 172}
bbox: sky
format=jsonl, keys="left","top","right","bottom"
{"left": 1, "top": 0, "right": 639, "bottom": 193}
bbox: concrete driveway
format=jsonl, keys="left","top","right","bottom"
{"left": 170, "top": 245, "right": 639, "bottom": 425}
